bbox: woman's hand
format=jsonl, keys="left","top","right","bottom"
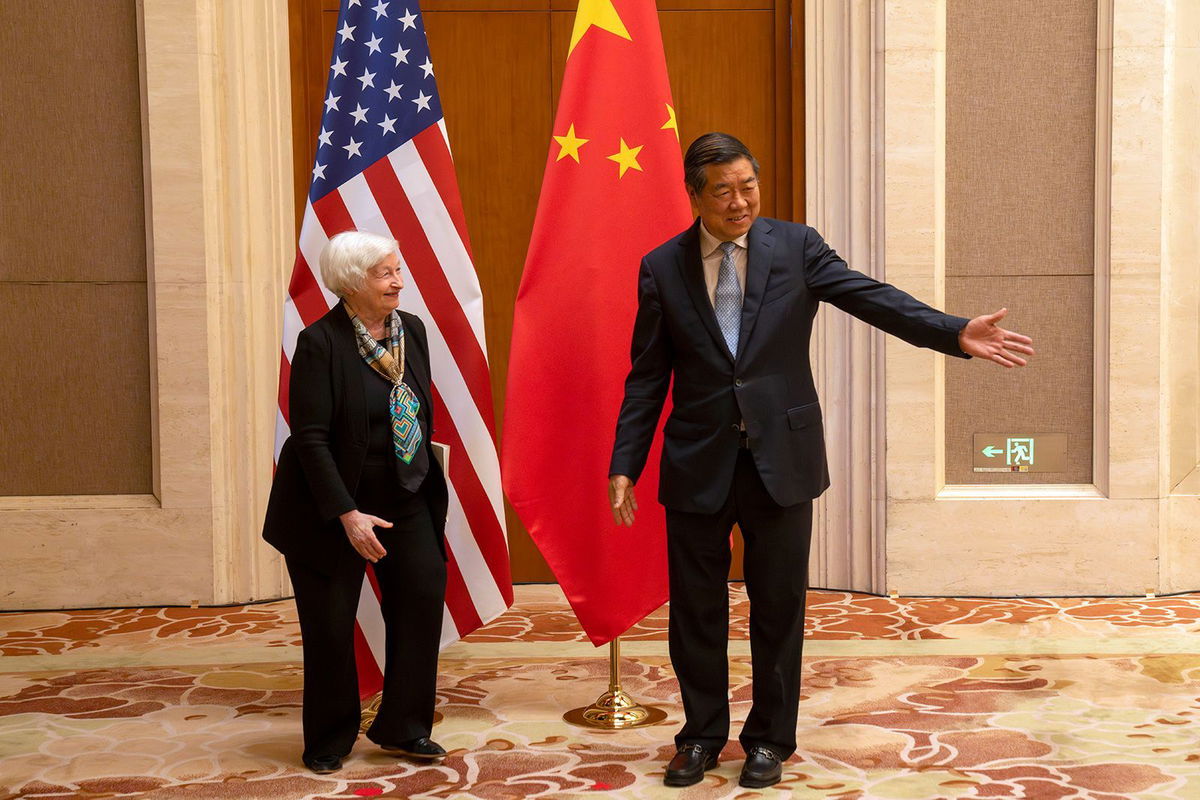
{"left": 339, "top": 509, "right": 392, "bottom": 562}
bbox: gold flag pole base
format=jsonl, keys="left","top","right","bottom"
{"left": 360, "top": 692, "right": 442, "bottom": 733}
{"left": 563, "top": 636, "right": 669, "bottom": 729}
{"left": 359, "top": 691, "right": 383, "bottom": 733}
{"left": 562, "top": 688, "right": 669, "bottom": 728}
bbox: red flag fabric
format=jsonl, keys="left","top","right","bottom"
{"left": 277, "top": 0, "right": 512, "bottom": 698}
{"left": 502, "top": 0, "right": 692, "bottom": 645}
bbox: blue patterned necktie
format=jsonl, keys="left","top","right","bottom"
{"left": 713, "top": 240, "right": 742, "bottom": 355}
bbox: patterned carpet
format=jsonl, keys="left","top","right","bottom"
{"left": 2, "top": 586, "right": 1200, "bottom": 798}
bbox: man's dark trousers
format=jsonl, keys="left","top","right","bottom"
{"left": 666, "top": 447, "right": 813, "bottom": 759}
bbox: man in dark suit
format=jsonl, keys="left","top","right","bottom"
{"left": 607, "top": 133, "right": 1033, "bottom": 789}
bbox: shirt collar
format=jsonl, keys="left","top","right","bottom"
{"left": 699, "top": 221, "right": 750, "bottom": 259}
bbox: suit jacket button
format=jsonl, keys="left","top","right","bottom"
{"left": 734, "top": 378, "right": 744, "bottom": 387}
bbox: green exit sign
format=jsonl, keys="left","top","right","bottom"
{"left": 972, "top": 433, "right": 1067, "bottom": 473}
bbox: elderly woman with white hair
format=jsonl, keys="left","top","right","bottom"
{"left": 263, "top": 230, "right": 449, "bottom": 774}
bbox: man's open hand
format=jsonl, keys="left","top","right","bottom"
{"left": 608, "top": 474, "right": 638, "bottom": 526}
{"left": 958, "top": 308, "right": 1035, "bottom": 367}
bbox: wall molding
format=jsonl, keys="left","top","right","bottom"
{"left": 195, "top": 0, "right": 294, "bottom": 603}
{"left": 0, "top": 496, "right": 161, "bottom": 512}
{"left": 1093, "top": 0, "right": 1114, "bottom": 498}
{"left": 805, "top": 0, "right": 886, "bottom": 593}
{"left": 937, "top": 485, "right": 1106, "bottom": 501}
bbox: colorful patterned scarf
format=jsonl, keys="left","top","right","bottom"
{"left": 345, "top": 305, "right": 424, "bottom": 464}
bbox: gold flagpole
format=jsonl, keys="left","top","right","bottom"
{"left": 563, "top": 636, "right": 668, "bottom": 728}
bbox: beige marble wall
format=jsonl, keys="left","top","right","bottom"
{"left": 0, "top": 0, "right": 292, "bottom": 609}
{"left": 195, "top": 0, "right": 295, "bottom": 603}
{"left": 1161, "top": 0, "right": 1200, "bottom": 591}
{"left": 883, "top": 0, "right": 1200, "bottom": 595}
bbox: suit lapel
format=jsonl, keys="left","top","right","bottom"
{"left": 677, "top": 220, "right": 735, "bottom": 363}
{"left": 401, "top": 316, "right": 432, "bottom": 407}
{"left": 330, "top": 301, "right": 369, "bottom": 443}
{"left": 735, "top": 218, "right": 774, "bottom": 361}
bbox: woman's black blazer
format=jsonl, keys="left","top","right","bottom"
{"left": 262, "top": 301, "right": 449, "bottom": 574}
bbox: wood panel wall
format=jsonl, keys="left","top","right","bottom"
{"left": 0, "top": 1, "right": 152, "bottom": 496}
{"left": 289, "top": 0, "right": 801, "bottom": 581}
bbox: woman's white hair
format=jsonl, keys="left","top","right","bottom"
{"left": 319, "top": 230, "right": 399, "bottom": 297}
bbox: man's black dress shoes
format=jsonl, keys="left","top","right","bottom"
{"left": 663, "top": 744, "right": 720, "bottom": 787}
{"left": 739, "top": 746, "right": 783, "bottom": 788}
{"left": 303, "top": 754, "right": 343, "bottom": 774}
{"left": 380, "top": 736, "right": 447, "bottom": 760}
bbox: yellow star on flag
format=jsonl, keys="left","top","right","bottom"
{"left": 553, "top": 124, "right": 589, "bottom": 163}
{"left": 568, "top": 0, "right": 632, "bottom": 57}
{"left": 661, "top": 103, "right": 679, "bottom": 141}
{"left": 607, "top": 138, "right": 643, "bottom": 178}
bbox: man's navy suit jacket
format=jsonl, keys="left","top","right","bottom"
{"left": 609, "top": 216, "right": 970, "bottom": 514}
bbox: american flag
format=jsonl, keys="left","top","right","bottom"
{"left": 276, "top": 0, "right": 512, "bottom": 694}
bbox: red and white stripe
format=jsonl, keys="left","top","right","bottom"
{"left": 276, "top": 122, "right": 512, "bottom": 673}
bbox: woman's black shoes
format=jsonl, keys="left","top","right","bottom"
{"left": 304, "top": 738, "right": 446, "bottom": 772}
{"left": 381, "top": 737, "right": 447, "bottom": 760}
{"left": 303, "top": 754, "right": 343, "bottom": 774}
{"left": 303, "top": 738, "right": 445, "bottom": 772}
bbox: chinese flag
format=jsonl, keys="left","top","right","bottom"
{"left": 502, "top": 0, "right": 691, "bottom": 645}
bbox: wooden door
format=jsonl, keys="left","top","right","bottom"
{"left": 288, "top": 0, "right": 803, "bottom": 582}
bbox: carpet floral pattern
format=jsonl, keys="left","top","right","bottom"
{"left": 2, "top": 586, "right": 1199, "bottom": 798}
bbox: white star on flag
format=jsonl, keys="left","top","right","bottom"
{"left": 391, "top": 44, "right": 410, "bottom": 65}
{"left": 324, "top": 92, "right": 340, "bottom": 111}
{"left": 365, "top": 34, "right": 383, "bottom": 54}
{"left": 338, "top": 21, "right": 355, "bottom": 42}
{"left": 384, "top": 80, "right": 404, "bottom": 101}
{"left": 342, "top": 137, "right": 362, "bottom": 157}
{"left": 378, "top": 114, "right": 397, "bottom": 135}
{"left": 318, "top": 127, "right": 333, "bottom": 147}
{"left": 350, "top": 103, "right": 369, "bottom": 124}
{"left": 372, "top": 0, "right": 389, "bottom": 19}
{"left": 331, "top": 57, "right": 349, "bottom": 77}
{"left": 312, "top": 162, "right": 327, "bottom": 179}
{"left": 399, "top": 8, "right": 417, "bottom": 29}
{"left": 357, "top": 68, "right": 376, "bottom": 90}
{"left": 412, "top": 90, "right": 431, "bottom": 111}
{"left": 420, "top": 57, "right": 434, "bottom": 78}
